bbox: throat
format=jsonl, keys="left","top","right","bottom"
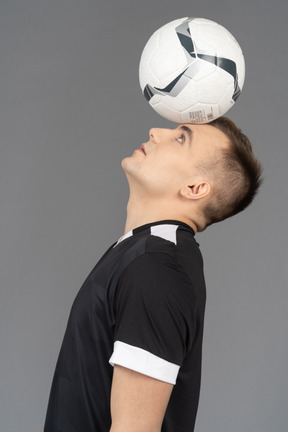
{"left": 123, "top": 196, "right": 197, "bottom": 235}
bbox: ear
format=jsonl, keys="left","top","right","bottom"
{"left": 180, "top": 181, "right": 211, "bottom": 201}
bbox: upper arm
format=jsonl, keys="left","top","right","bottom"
{"left": 110, "top": 364, "right": 173, "bottom": 432}
{"left": 111, "top": 252, "right": 195, "bottom": 382}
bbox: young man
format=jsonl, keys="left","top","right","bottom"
{"left": 43, "top": 117, "right": 262, "bottom": 432}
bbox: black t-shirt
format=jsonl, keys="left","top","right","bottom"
{"left": 44, "top": 220, "right": 206, "bottom": 432}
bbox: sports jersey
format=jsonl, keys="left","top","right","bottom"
{"left": 44, "top": 220, "right": 206, "bottom": 432}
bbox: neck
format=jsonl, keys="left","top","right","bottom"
{"left": 123, "top": 194, "right": 198, "bottom": 235}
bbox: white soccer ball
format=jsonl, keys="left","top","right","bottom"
{"left": 139, "top": 17, "right": 245, "bottom": 124}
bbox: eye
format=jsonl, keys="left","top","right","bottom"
{"left": 176, "top": 134, "right": 184, "bottom": 144}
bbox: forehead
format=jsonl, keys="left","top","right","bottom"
{"left": 180, "top": 123, "right": 230, "bottom": 152}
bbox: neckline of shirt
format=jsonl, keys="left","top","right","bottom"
{"left": 115, "top": 220, "right": 195, "bottom": 246}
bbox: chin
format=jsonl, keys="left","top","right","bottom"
{"left": 121, "top": 156, "right": 130, "bottom": 171}
{"left": 121, "top": 157, "right": 137, "bottom": 178}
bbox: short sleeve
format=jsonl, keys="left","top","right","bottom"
{"left": 109, "top": 251, "right": 197, "bottom": 384}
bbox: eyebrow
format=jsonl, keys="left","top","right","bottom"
{"left": 178, "top": 125, "right": 193, "bottom": 145}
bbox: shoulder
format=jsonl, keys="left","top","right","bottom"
{"left": 113, "top": 222, "right": 203, "bottom": 297}
{"left": 116, "top": 234, "right": 198, "bottom": 311}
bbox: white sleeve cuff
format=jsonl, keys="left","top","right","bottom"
{"left": 109, "top": 341, "right": 180, "bottom": 385}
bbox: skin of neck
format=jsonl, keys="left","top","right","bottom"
{"left": 123, "top": 191, "right": 198, "bottom": 235}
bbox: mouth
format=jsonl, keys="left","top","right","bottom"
{"left": 140, "top": 144, "right": 146, "bottom": 155}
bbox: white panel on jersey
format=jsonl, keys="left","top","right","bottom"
{"left": 109, "top": 341, "right": 180, "bottom": 385}
{"left": 150, "top": 224, "right": 178, "bottom": 245}
{"left": 114, "top": 229, "right": 133, "bottom": 247}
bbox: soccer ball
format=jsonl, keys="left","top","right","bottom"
{"left": 139, "top": 17, "right": 245, "bottom": 124}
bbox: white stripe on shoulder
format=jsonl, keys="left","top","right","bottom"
{"left": 109, "top": 341, "right": 180, "bottom": 385}
{"left": 150, "top": 224, "right": 178, "bottom": 245}
{"left": 114, "top": 229, "right": 133, "bottom": 247}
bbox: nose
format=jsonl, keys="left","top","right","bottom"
{"left": 149, "top": 128, "right": 159, "bottom": 143}
{"left": 149, "top": 128, "right": 164, "bottom": 144}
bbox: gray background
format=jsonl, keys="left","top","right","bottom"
{"left": 0, "top": 0, "right": 287, "bottom": 431}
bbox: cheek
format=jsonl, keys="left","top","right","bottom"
{"left": 151, "top": 151, "right": 182, "bottom": 170}
{"left": 158, "top": 154, "right": 191, "bottom": 178}
{"left": 146, "top": 159, "right": 189, "bottom": 189}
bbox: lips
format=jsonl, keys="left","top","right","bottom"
{"left": 140, "top": 144, "right": 146, "bottom": 155}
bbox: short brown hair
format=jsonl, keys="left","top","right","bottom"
{"left": 196, "top": 117, "right": 263, "bottom": 230}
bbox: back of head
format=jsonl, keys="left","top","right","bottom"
{"left": 196, "top": 117, "right": 263, "bottom": 231}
